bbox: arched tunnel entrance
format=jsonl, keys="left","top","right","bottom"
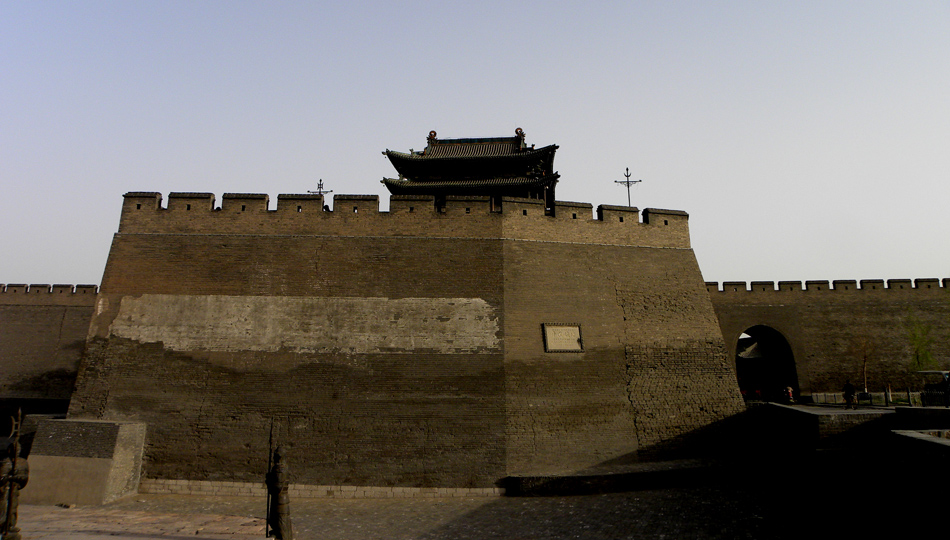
{"left": 735, "top": 325, "right": 799, "bottom": 402}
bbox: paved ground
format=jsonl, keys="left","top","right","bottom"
{"left": 16, "top": 405, "right": 942, "bottom": 539}
{"left": 19, "top": 484, "right": 772, "bottom": 540}
{"left": 18, "top": 453, "right": 937, "bottom": 540}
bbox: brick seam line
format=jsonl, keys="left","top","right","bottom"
{"left": 112, "top": 232, "right": 693, "bottom": 251}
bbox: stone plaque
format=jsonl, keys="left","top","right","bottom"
{"left": 542, "top": 323, "right": 583, "bottom": 352}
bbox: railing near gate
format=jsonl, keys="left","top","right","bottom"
{"left": 809, "top": 390, "right": 950, "bottom": 407}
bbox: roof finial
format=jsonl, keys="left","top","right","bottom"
{"left": 515, "top": 127, "right": 525, "bottom": 139}
{"left": 427, "top": 130, "right": 437, "bottom": 142}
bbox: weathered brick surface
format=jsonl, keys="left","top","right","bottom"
{"left": 502, "top": 241, "right": 742, "bottom": 474}
{"left": 708, "top": 280, "right": 950, "bottom": 394}
{"left": 67, "top": 193, "right": 743, "bottom": 487}
{"left": 0, "top": 284, "right": 97, "bottom": 400}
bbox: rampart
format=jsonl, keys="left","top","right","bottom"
{"left": 114, "top": 192, "right": 691, "bottom": 249}
{"left": 0, "top": 284, "right": 99, "bottom": 429}
{"left": 68, "top": 190, "right": 742, "bottom": 488}
{"left": 707, "top": 279, "right": 950, "bottom": 395}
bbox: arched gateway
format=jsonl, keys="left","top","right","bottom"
{"left": 735, "top": 325, "right": 798, "bottom": 402}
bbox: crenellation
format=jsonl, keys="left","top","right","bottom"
{"left": 707, "top": 278, "right": 947, "bottom": 294}
{"left": 502, "top": 196, "right": 544, "bottom": 217}
{"left": 277, "top": 193, "right": 324, "bottom": 214}
{"left": 916, "top": 278, "right": 941, "bottom": 289}
{"left": 887, "top": 278, "right": 912, "bottom": 290}
{"left": 222, "top": 193, "right": 269, "bottom": 212}
{"left": 123, "top": 192, "right": 162, "bottom": 213}
{"left": 860, "top": 279, "right": 885, "bottom": 290}
{"left": 642, "top": 208, "right": 688, "bottom": 227}
{"left": 0, "top": 283, "right": 98, "bottom": 309}
{"left": 333, "top": 194, "right": 379, "bottom": 214}
{"left": 554, "top": 200, "right": 594, "bottom": 221}
{"left": 1, "top": 283, "right": 99, "bottom": 296}
{"left": 722, "top": 281, "right": 748, "bottom": 292}
{"left": 832, "top": 280, "right": 857, "bottom": 291}
{"left": 112, "top": 192, "right": 692, "bottom": 249}
{"left": 167, "top": 192, "right": 215, "bottom": 211}
{"left": 597, "top": 204, "right": 638, "bottom": 224}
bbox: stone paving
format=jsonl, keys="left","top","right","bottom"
{"left": 19, "top": 484, "right": 772, "bottom": 540}
{"left": 17, "top": 453, "right": 939, "bottom": 540}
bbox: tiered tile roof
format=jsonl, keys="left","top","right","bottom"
{"left": 382, "top": 128, "right": 559, "bottom": 198}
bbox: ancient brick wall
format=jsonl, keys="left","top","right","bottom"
{"left": 503, "top": 241, "right": 742, "bottom": 474}
{"left": 73, "top": 231, "right": 507, "bottom": 487}
{"left": 68, "top": 191, "right": 743, "bottom": 487}
{"left": 0, "top": 284, "right": 98, "bottom": 402}
{"left": 708, "top": 279, "right": 950, "bottom": 395}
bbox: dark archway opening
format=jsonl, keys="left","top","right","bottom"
{"left": 736, "top": 325, "right": 799, "bottom": 402}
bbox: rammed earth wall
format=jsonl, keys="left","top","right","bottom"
{"left": 68, "top": 192, "right": 744, "bottom": 487}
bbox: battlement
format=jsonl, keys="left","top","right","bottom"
{"left": 706, "top": 278, "right": 949, "bottom": 294}
{"left": 0, "top": 284, "right": 99, "bottom": 306}
{"left": 116, "top": 192, "right": 692, "bottom": 249}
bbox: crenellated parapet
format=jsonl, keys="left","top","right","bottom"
{"left": 117, "top": 192, "right": 692, "bottom": 249}
{"left": 0, "top": 284, "right": 98, "bottom": 306}
{"left": 706, "top": 278, "right": 949, "bottom": 295}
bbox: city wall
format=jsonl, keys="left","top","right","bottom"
{"left": 66, "top": 191, "right": 740, "bottom": 487}
{"left": 0, "top": 284, "right": 98, "bottom": 420}
{"left": 707, "top": 279, "right": 950, "bottom": 394}
{"left": 8, "top": 190, "right": 948, "bottom": 488}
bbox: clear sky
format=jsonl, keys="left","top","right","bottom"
{"left": 2, "top": 1, "right": 949, "bottom": 286}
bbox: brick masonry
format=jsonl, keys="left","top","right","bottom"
{"left": 6, "top": 192, "right": 948, "bottom": 489}
{"left": 64, "top": 192, "right": 742, "bottom": 488}
{"left": 0, "top": 284, "right": 98, "bottom": 418}
{"left": 138, "top": 478, "right": 502, "bottom": 498}
{"left": 707, "top": 279, "right": 950, "bottom": 394}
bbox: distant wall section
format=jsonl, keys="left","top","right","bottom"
{"left": 0, "top": 284, "right": 98, "bottom": 400}
{"left": 0, "top": 284, "right": 98, "bottom": 432}
{"left": 708, "top": 279, "right": 950, "bottom": 394}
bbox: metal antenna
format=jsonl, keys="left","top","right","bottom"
{"left": 614, "top": 167, "right": 642, "bottom": 207}
{"left": 308, "top": 179, "right": 333, "bottom": 196}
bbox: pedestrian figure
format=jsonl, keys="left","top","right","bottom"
{"left": 842, "top": 380, "right": 856, "bottom": 410}
{"left": 266, "top": 445, "right": 294, "bottom": 540}
{"left": 1, "top": 414, "right": 29, "bottom": 540}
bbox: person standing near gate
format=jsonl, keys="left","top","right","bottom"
{"left": 842, "top": 380, "right": 856, "bottom": 410}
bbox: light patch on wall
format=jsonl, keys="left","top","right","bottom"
{"left": 108, "top": 295, "right": 500, "bottom": 354}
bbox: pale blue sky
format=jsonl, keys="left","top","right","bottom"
{"left": 2, "top": 1, "right": 949, "bottom": 286}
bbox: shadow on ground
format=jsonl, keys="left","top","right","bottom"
{"left": 416, "top": 404, "right": 945, "bottom": 539}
